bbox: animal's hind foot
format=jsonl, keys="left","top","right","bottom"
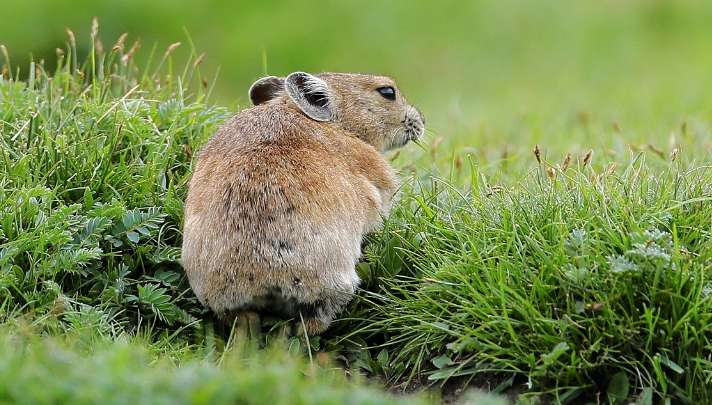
{"left": 294, "top": 317, "right": 330, "bottom": 336}
{"left": 292, "top": 290, "right": 353, "bottom": 336}
{"left": 224, "top": 310, "right": 262, "bottom": 341}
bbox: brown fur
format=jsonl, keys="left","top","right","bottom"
{"left": 182, "top": 72, "right": 424, "bottom": 334}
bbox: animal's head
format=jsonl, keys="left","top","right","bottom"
{"left": 249, "top": 72, "right": 425, "bottom": 151}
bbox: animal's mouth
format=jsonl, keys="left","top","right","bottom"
{"left": 404, "top": 119, "right": 424, "bottom": 142}
{"left": 408, "top": 125, "right": 424, "bottom": 141}
{"left": 402, "top": 106, "right": 425, "bottom": 143}
{"left": 392, "top": 124, "right": 423, "bottom": 149}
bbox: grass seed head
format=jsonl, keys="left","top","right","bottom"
{"left": 122, "top": 40, "right": 141, "bottom": 65}
{"left": 164, "top": 42, "right": 182, "bottom": 57}
{"left": 670, "top": 147, "right": 679, "bottom": 162}
{"left": 65, "top": 28, "right": 76, "bottom": 47}
{"left": 0, "top": 44, "right": 8, "bottom": 64}
{"left": 547, "top": 166, "right": 557, "bottom": 180}
{"left": 112, "top": 33, "right": 128, "bottom": 52}
{"left": 647, "top": 144, "right": 664, "bottom": 158}
{"left": 561, "top": 153, "right": 572, "bottom": 171}
{"left": 193, "top": 52, "right": 206, "bottom": 67}
{"left": 583, "top": 149, "right": 593, "bottom": 167}
{"left": 91, "top": 17, "right": 99, "bottom": 40}
{"left": 533, "top": 144, "right": 541, "bottom": 164}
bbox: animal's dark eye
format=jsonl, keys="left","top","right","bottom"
{"left": 376, "top": 86, "right": 396, "bottom": 100}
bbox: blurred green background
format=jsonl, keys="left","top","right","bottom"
{"left": 3, "top": 0, "right": 712, "bottom": 163}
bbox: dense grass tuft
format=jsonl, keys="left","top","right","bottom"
{"left": 0, "top": 36, "right": 227, "bottom": 335}
{"left": 345, "top": 160, "right": 712, "bottom": 402}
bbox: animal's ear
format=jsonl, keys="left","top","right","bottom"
{"left": 248, "top": 76, "right": 285, "bottom": 105}
{"left": 285, "top": 72, "right": 332, "bottom": 121}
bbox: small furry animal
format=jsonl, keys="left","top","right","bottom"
{"left": 182, "top": 71, "right": 424, "bottom": 334}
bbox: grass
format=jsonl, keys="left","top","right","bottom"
{"left": 0, "top": 34, "right": 223, "bottom": 334}
{"left": 344, "top": 159, "right": 712, "bottom": 403}
{"left": 0, "top": 323, "right": 433, "bottom": 405}
{"left": 0, "top": 32, "right": 440, "bottom": 405}
{"left": 2, "top": 7, "right": 712, "bottom": 404}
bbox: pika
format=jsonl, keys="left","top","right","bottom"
{"left": 182, "top": 72, "right": 424, "bottom": 335}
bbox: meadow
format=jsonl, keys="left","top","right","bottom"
{"left": 1, "top": 1, "right": 712, "bottom": 403}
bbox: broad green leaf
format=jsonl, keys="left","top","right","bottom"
{"left": 607, "top": 371, "right": 630, "bottom": 403}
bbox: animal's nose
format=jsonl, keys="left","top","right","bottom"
{"left": 416, "top": 107, "right": 425, "bottom": 125}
